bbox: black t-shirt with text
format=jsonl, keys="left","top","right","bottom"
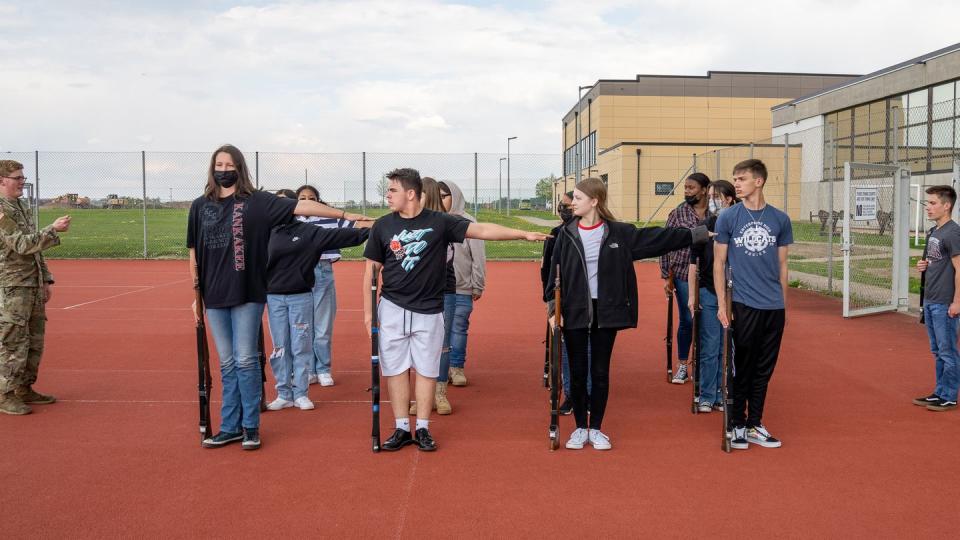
{"left": 187, "top": 190, "right": 297, "bottom": 308}
{"left": 689, "top": 214, "right": 717, "bottom": 294}
{"left": 363, "top": 209, "right": 469, "bottom": 314}
{"left": 266, "top": 222, "right": 369, "bottom": 295}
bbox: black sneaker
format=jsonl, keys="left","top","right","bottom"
{"left": 202, "top": 431, "right": 243, "bottom": 449}
{"left": 559, "top": 398, "right": 573, "bottom": 415}
{"left": 927, "top": 398, "right": 958, "bottom": 412}
{"left": 746, "top": 425, "right": 782, "bottom": 448}
{"left": 415, "top": 427, "right": 437, "bottom": 452}
{"left": 730, "top": 425, "right": 749, "bottom": 450}
{"left": 242, "top": 428, "right": 261, "bottom": 450}
{"left": 382, "top": 428, "right": 414, "bottom": 451}
{"left": 913, "top": 393, "right": 940, "bottom": 407}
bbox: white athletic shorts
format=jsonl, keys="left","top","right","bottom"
{"left": 377, "top": 297, "right": 444, "bottom": 378}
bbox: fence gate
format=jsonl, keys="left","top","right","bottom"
{"left": 841, "top": 162, "right": 910, "bottom": 318}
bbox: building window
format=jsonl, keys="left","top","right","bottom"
{"left": 655, "top": 182, "right": 673, "bottom": 195}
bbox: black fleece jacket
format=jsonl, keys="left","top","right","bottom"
{"left": 544, "top": 218, "right": 708, "bottom": 330}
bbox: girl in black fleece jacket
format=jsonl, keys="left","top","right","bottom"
{"left": 544, "top": 178, "right": 707, "bottom": 450}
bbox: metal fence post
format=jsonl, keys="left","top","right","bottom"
{"left": 473, "top": 152, "right": 478, "bottom": 215}
{"left": 827, "top": 126, "right": 836, "bottom": 293}
{"left": 33, "top": 150, "right": 40, "bottom": 232}
{"left": 783, "top": 133, "right": 790, "bottom": 211}
{"left": 142, "top": 150, "right": 148, "bottom": 259}
{"left": 715, "top": 150, "right": 720, "bottom": 182}
{"left": 692, "top": 153, "right": 697, "bottom": 174}
{"left": 255, "top": 151, "right": 259, "bottom": 189}
{"left": 749, "top": 142, "right": 754, "bottom": 159}
{"left": 361, "top": 151, "right": 366, "bottom": 214}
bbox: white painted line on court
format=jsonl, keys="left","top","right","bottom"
{"left": 61, "top": 278, "right": 190, "bottom": 310}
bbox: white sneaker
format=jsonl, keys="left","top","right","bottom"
{"left": 588, "top": 429, "right": 612, "bottom": 450}
{"left": 294, "top": 396, "right": 315, "bottom": 410}
{"left": 697, "top": 401, "right": 713, "bottom": 413}
{"left": 565, "top": 428, "right": 589, "bottom": 449}
{"left": 267, "top": 397, "right": 294, "bottom": 411}
{"left": 307, "top": 374, "right": 318, "bottom": 385}
{"left": 318, "top": 373, "right": 335, "bottom": 387}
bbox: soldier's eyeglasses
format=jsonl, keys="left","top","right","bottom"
{"left": 2, "top": 175, "right": 27, "bottom": 181}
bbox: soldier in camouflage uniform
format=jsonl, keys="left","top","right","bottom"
{"left": 0, "top": 160, "right": 71, "bottom": 415}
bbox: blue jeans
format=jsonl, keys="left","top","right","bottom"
{"left": 561, "top": 340, "right": 592, "bottom": 398}
{"left": 206, "top": 302, "right": 265, "bottom": 433}
{"left": 267, "top": 292, "right": 314, "bottom": 401}
{"left": 697, "top": 288, "right": 723, "bottom": 405}
{"left": 673, "top": 276, "right": 692, "bottom": 362}
{"left": 311, "top": 260, "right": 337, "bottom": 376}
{"left": 923, "top": 303, "right": 960, "bottom": 401}
{"left": 438, "top": 293, "right": 473, "bottom": 382}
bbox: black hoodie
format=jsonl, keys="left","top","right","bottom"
{"left": 544, "top": 218, "right": 707, "bottom": 330}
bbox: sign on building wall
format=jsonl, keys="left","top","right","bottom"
{"left": 854, "top": 187, "right": 878, "bottom": 220}
{"left": 655, "top": 182, "right": 674, "bottom": 195}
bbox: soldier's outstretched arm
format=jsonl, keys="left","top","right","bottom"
{"left": 0, "top": 215, "right": 69, "bottom": 255}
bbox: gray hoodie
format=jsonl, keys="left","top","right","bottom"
{"left": 445, "top": 181, "right": 486, "bottom": 296}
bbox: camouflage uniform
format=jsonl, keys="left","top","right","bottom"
{"left": 0, "top": 194, "right": 59, "bottom": 403}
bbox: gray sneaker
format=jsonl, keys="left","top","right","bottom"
{"left": 671, "top": 363, "right": 688, "bottom": 384}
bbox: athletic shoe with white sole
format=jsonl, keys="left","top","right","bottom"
{"left": 746, "top": 425, "right": 782, "bottom": 448}
{"left": 697, "top": 401, "right": 713, "bottom": 413}
{"left": 588, "top": 429, "right": 612, "bottom": 450}
{"left": 202, "top": 431, "right": 243, "bottom": 449}
{"left": 730, "top": 426, "right": 749, "bottom": 450}
{"left": 927, "top": 398, "right": 958, "bottom": 411}
{"left": 266, "top": 397, "right": 294, "bottom": 411}
{"left": 308, "top": 374, "right": 319, "bottom": 385}
{"left": 913, "top": 393, "right": 939, "bottom": 407}
{"left": 242, "top": 428, "right": 261, "bottom": 450}
{"left": 671, "top": 364, "right": 688, "bottom": 384}
{"left": 565, "top": 428, "right": 589, "bottom": 450}
{"left": 318, "top": 373, "right": 335, "bottom": 387}
{"left": 294, "top": 396, "right": 315, "bottom": 410}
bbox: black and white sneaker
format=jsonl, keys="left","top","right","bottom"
{"left": 201, "top": 431, "right": 243, "bottom": 449}
{"left": 671, "top": 364, "right": 688, "bottom": 384}
{"left": 913, "top": 393, "right": 940, "bottom": 407}
{"left": 382, "top": 428, "right": 414, "bottom": 451}
{"left": 730, "top": 426, "right": 749, "bottom": 450}
{"left": 746, "top": 425, "right": 782, "bottom": 448}
{"left": 242, "top": 428, "right": 261, "bottom": 450}
{"left": 927, "top": 398, "right": 958, "bottom": 412}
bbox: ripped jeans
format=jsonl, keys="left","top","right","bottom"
{"left": 266, "top": 292, "right": 314, "bottom": 401}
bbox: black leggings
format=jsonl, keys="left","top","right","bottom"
{"left": 563, "top": 313, "right": 618, "bottom": 430}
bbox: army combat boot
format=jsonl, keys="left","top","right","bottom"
{"left": 435, "top": 382, "right": 452, "bottom": 415}
{"left": 0, "top": 393, "right": 32, "bottom": 415}
{"left": 16, "top": 386, "right": 56, "bottom": 404}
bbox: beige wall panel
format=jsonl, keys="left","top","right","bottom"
{"left": 731, "top": 108, "right": 756, "bottom": 119}
{"left": 612, "top": 95, "right": 640, "bottom": 107}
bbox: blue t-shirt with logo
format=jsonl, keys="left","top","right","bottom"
{"left": 715, "top": 202, "right": 793, "bottom": 310}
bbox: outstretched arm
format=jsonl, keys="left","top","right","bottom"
{"left": 465, "top": 222, "right": 550, "bottom": 242}
{"left": 295, "top": 200, "right": 371, "bottom": 223}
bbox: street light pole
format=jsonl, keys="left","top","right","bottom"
{"left": 507, "top": 136, "right": 517, "bottom": 216}
{"left": 498, "top": 157, "right": 506, "bottom": 213}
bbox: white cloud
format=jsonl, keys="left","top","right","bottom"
{"left": 0, "top": 0, "right": 958, "bottom": 158}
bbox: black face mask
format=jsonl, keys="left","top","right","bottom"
{"left": 685, "top": 194, "right": 700, "bottom": 205}
{"left": 558, "top": 205, "right": 574, "bottom": 222}
{"left": 213, "top": 170, "right": 238, "bottom": 188}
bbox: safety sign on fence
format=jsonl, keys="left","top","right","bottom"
{"left": 854, "top": 187, "right": 878, "bottom": 220}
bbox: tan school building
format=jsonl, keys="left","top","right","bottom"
{"left": 558, "top": 71, "right": 858, "bottom": 222}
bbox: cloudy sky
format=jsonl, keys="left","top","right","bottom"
{"left": 1, "top": 0, "right": 959, "bottom": 154}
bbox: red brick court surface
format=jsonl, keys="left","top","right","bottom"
{"left": 1, "top": 260, "right": 956, "bottom": 538}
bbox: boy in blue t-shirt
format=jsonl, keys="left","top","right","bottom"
{"left": 714, "top": 159, "right": 793, "bottom": 449}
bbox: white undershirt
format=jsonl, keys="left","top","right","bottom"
{"left": 578, "top": 221, "right": 605, "bottom": 299}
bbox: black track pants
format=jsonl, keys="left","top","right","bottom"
{"left": 563, "top": 315, "right": 618, "bottom": 430}
{"left": 730, "top": 302, "right": 785, "bottom": 429}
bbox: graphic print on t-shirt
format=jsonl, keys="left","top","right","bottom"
{"left": 733, "top": 221, "right": 778, "bottom": 257}
{"left": 389, "top": 228, "right": 434, "bottom": 271}
{"left": 201, "top": 204, "right": 231, "bottom": 250}
{"left": 231, "top": 200, "right": 246, "bottom": 271}
{"left": 927, "top": 236, "right": 943, "bottom": 262}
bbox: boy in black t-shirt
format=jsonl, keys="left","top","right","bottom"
{"left": 363, "top": 168, "right": 549, "bottom": 451}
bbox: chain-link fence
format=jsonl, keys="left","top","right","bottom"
{"left": 7, "top": 151, "right": 560, "bottom": 260}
